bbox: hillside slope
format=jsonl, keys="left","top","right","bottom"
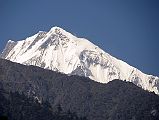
{"left": 0, "top": 58, "right": 159, "bottom": 120}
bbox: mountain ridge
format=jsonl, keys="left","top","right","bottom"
{"left": 1, "top": 26, "right": 159, "bottom": 94}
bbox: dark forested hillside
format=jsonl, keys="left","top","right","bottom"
{"left": 0, "top": 87, "right": 87, "bottom": 120}
{"left": 0, "top": 58, "right": 159, "bottom": 120}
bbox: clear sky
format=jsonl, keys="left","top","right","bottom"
{"left": 0, "top": 0, "right": 159, "bottom": 76}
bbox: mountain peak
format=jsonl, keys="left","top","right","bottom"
{"left": 38, "top": 31, "right": 46, "bottom": 33}
{"left": 50, "top": 26, "right": 64, "bottom": 30}
{"left": 7, "top": 40, "right": 15, "bottom": 43}
{"left": 1, "top": 27, "right": 159, "bottom": 95}
{"left": 50, "top": 26, "right": 67, "bottom": 35}
{"left": 49, "top": 26, "right": 75, "bottom": 39}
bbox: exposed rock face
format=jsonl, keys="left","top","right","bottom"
{"left": 0, "top": 58, "right": 159, "bottom": 120}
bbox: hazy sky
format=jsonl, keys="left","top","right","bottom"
{"left": 0, "top": 0, "right": 159, "bottom": 76}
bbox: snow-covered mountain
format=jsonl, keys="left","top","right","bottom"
{"left": 1, "top": 26, "right": 159, "bottom": 94}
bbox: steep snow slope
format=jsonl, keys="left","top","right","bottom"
{"left": 1, "top": 26, "right": 159, "bottom": 94}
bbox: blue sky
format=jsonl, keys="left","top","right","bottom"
{"left": 0, "top": 0, "right": 159, "bottom": 76}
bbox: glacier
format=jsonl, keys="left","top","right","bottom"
{"left": 1, "top": 26, "right": 159, "bottom": 94}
